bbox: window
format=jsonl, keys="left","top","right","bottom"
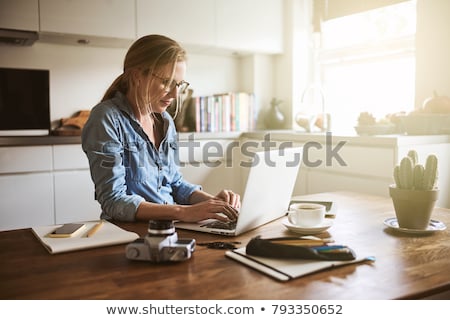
{"left": 317, "top": 0, "right": 416, "bottom": 133}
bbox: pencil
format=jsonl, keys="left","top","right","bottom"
{"left": 87, "top": 220, "right": 104, "bottom": 237}
{"left": 271, "top": 239, "right": 330, "bottom": 246}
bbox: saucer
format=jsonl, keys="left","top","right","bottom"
{"left": 383, "top": 217, "right": 447, "bottom": 235}
{"left": 282, "top": 217, "right": 333, "bottom": 235}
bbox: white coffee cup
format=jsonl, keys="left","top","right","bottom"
{"left": 287, "top": 203, "right": 326, "bottom": 227}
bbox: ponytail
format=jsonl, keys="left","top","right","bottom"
{"left": 102, "top": 73, "right": 132, "bottom": 101}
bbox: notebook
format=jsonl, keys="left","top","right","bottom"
{"left": 31, "top": 220, "right": 139, "bottom": 254}
{"left": 225, "top": 246, "right": 375, "bottom": 281}
{"left": 175, "top": 147, "right": 303, "bottom": 236}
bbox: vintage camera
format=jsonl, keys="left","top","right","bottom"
{"left": 126, "top": 220, "right": 195, "bottom": 262}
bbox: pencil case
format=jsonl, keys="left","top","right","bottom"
{"left": 245, "top": 236, "right": 356, "bottom": 261}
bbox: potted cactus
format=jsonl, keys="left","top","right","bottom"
{"left": 389, "top": 150, "right": 439, "bottom": 230}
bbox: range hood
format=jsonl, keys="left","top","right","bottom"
{"left": 0, "top": 29, "right": 38, "bottom": 46}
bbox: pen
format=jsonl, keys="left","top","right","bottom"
{"left": 271, "top": 239, "right": 334, "bottom": 246}
{"left": 271, "top": 240, "right": 325, "bottom": 246}
{"left": 312, "top": 245, "right": 349, "bottom": 252}
{"left": 87, "top": 220, "right": 104, "bottom": 237}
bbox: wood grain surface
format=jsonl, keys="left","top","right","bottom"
{"left": 1, "top": 191, "right": 449, "bottom": 299}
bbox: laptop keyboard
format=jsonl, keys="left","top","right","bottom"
{"left": 201, "top": 220, "right": 236, "bottom": 230}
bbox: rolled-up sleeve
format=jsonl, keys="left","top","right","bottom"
{"left": 81, "top": 104, "right": 144, "bottom": 222}
{"left": 171, "top": 171, "right": 201, "bottom": 204}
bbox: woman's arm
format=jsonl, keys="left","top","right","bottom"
{"left": 134, "top": 189, "right": 240, "bottom": 222}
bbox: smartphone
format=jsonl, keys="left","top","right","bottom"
{"left": 47, "top": 223, "right": 86, "bottom": 238}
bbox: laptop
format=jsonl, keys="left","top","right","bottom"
{"left": 175, "top": 146, "right": 303, "bottom": 236}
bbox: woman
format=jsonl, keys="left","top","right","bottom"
{"left": 82, "top": 34, "right": 240, "bottom": 223}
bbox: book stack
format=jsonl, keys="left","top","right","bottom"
{"left": 193, "top": 92, "right": 256, "bottom": 132}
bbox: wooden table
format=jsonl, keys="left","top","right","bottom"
{"left": 1, "top": 191, "right": 449, "bottom": 299}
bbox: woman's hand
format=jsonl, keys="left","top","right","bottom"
{"left": 214, "top": 189, "right": 241, "bottom": 210}
{"left": 181, "top": 198, "right": 239, "bottom": 222}
{"left": 184, "top": 189, "right": 241, "bottom": 223}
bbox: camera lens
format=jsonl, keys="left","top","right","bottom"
{"left": 147, "top": 220, "right": 175, "bottom": 236}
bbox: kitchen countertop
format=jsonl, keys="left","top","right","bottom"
{"left": 0, "top": 135, "right": 81, "bottom": 147}
{"left": 241, "top": 130, "right": 450, "bottom": 147}
{"left": 1, "top": 130, "right": 449, "bottom": 147}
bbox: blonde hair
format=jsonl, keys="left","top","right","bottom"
{"left": 102, "top": 34, "right": 186, "bottom": 116}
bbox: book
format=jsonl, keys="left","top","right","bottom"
{"left": 31, "top": 220, "right": 139, "bottom": 254}
{"left": 192, "top": 92, "right": 255, "bottom": 132}
{"left": 225, "top": 247, "right": 375, "bottom": 281}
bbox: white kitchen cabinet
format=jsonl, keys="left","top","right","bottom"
{"left": 136, "top": 0, "right": 283, "bottom": 54}
{"left": 53, "top": 144, "right": 89, "bottom": 170}
{"left": 303, "top": 169, "right": 392, "bottom": 198}
{"left": 215, "top": 0, "right": 283, "bottom": 54}
{"left": 0, "top": 146, "right": 53, "bottom": 174}
{"left": 0, "top": 146, "right": 54, "bottom": 230}
{"left": 178, "top": 137, "right": 241, "bottom": 194}
{"left": 136, "top": 0, "right": 215, "bottom": 49}
{"left": 0, "top": 172, "right": 54, "bottom": 231}
{"left": 179, "top": 163, "right": 239, "bottom": 196}
{"left": 242, "top": 132, "right": 450, "bottom": 208}
{"left": 292, "top": 143, "right": 396, "bottom": 199}
{"left": 39, "top": 0, "right": 136, "bottom": 39}
{"left": 0, "top": 144, "right": 100, "bottom": 230}
{"left": 53, "top": 170, "right": 100, "bottom": 224}
{"left": 0, "top": 0, "right": 39, "bottom": 31}
{"left": 52, "top": 145, "right": 100, "bottom": 223}
{"left": 2, "top": 133, "right": 447, "bottom": 231}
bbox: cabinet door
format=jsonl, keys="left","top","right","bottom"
{"left": 53, "top": 144, "right": 89, "bottom": 170}
{"left": 39, "top": 0, "right": 136, "bottom": 39}
{"left": 216, "top": 0, "right": 283, "bottom": 53}
{"left": 136, "top": 0, "right": 215, "bottom": 48}
{"left": 178, "top": 138, "right": 240, "bottom": 194}
{"left": 53, "top": 170, "right": 101, "bottom": 224}
{"left": 0, "top": 0, "right": 39, "bottom": 31}
{"left": 53, "top": 145, "right": 100, "bottom": 223}
{"left": 0, "top": 172, "right": 54, "bottom": 231}
{"left": 179, "top": 163, "right": 240, "bottom": 196}
{"left": 306, "top": 170, "right": 391, "bottom": 198}
{"left": 0, "top": 146, "right": 53, "bottom": 174}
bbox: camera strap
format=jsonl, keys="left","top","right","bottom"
{"left": 198, "top": 241, "right": 241, "bottom": 250}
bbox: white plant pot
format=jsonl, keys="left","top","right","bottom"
{"left": 389, "top": 185, "right": 439, "bottom": 230}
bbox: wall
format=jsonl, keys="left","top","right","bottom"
{"left": 1, "top": 0, "right": 448, "bottom": 130}
{"left": 415, "top": 0, "right": 450, "bottom": 106}
{"left": 274, "top": 0, "right": 314, "bottom": 129}
{"left": 0, "top": 41, "right": 242, "bottom": 126}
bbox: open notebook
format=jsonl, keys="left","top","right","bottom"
{"left": 32, "top": 220, "right": 139, "bottom": 254}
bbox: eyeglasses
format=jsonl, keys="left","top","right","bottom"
{"left": 152, "top": 73, "right": 189, "bottom": 93}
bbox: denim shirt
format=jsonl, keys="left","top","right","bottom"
{"left": 81, "top": 91, "right": 201, "bottom": 221}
